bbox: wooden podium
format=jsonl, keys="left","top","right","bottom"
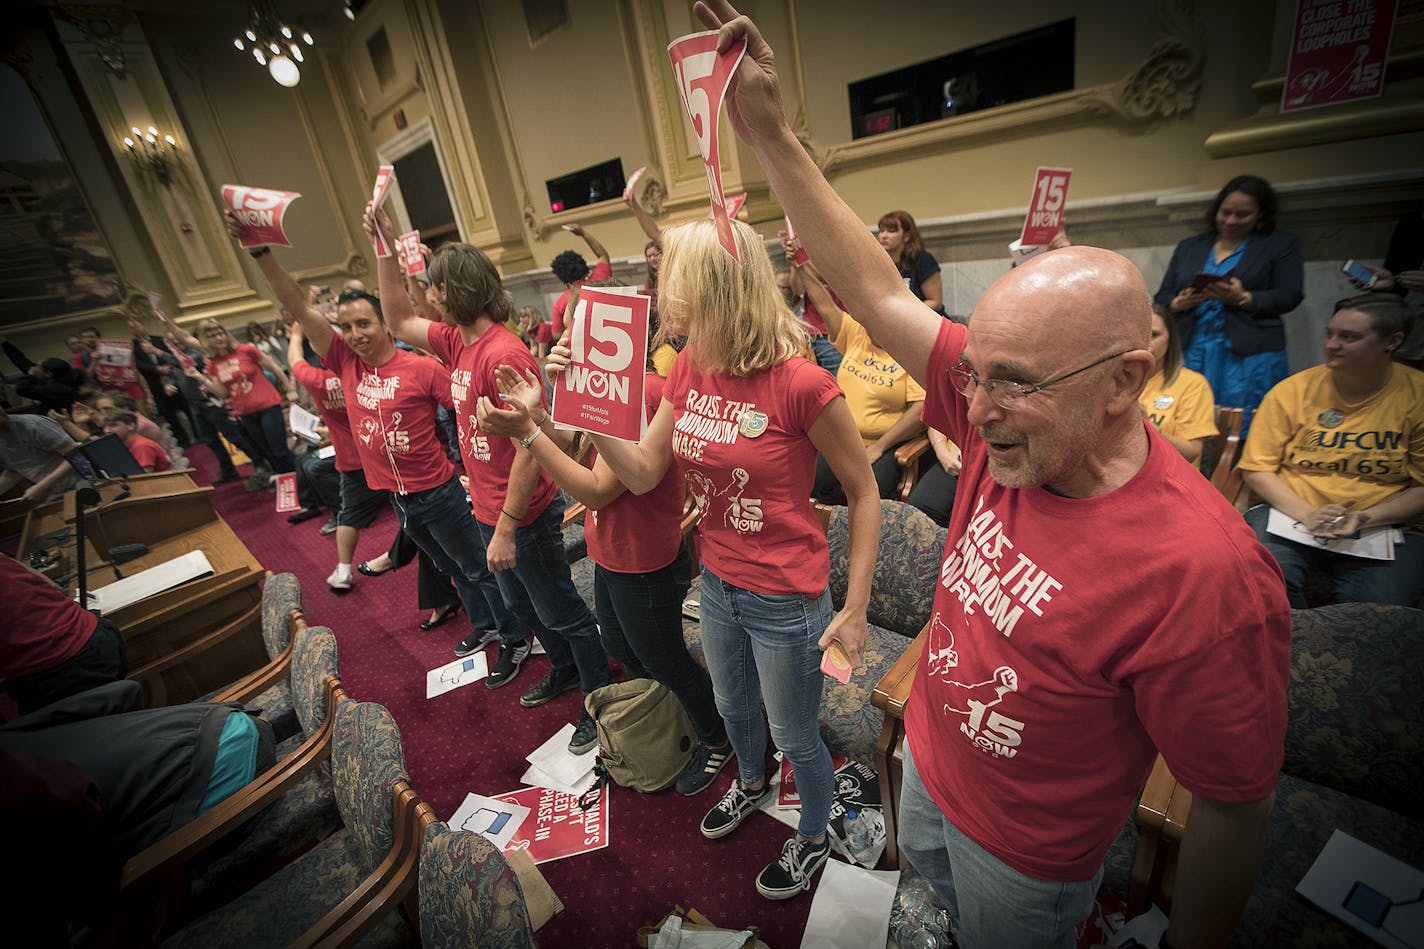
{"left": 18, "top": 471, "right": 267, "bottom": 706}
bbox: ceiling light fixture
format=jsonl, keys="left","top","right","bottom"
{"left": 232, "top": 1, "right": 311, "bottom": 88}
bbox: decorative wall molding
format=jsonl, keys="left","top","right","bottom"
{"left": 55, "top": 5, "right": 130, "bottom": 78}
{"left": 816, "top": 0, "right": 1205, "bottom": 178}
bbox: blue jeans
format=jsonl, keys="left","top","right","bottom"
{"left": 238, "top": 404, "right": 294, "bottom": 473}
{"left": 192, "top": 402, "right": 241, "bottom": 474}
{"left": 595, "top": 545, "right": 725, "bottom": 747}
{"left": 1245, "top": 505, "right": 1424, "bottom": 608}
{"left": 698, "top": 567, "right": 834, "bottom": 839}
{"left": 474, "top": 493, "right": 609, "bottom": 694}
{"left": 809, "top": 335, "right": 842, "bottom": 376}
{"left": 390, "top": 475, "right": 520, "bottom": 645}
{"left": 898, "top": 744, "right": 1102, "bottom": 949}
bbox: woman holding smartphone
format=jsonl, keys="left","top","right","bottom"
{"left": 523, "top": 219, "right": 879, "bottom": 901}
{"left": 1154, "top": 175, "right": 1303, "bottom": 433}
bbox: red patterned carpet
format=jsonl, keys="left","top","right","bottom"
{"left": 195, "top": 445, "right": 816, "bottom": 946}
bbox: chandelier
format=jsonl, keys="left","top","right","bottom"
{"left": 232, "top": 1, "right": 314, "bottom": 88}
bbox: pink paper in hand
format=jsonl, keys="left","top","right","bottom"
{"left": 369, "top": 164, "right": 397, "bottom": 258}
{"left": 550, "top": 287, "right": 652, "bottom": 441}
{"left": 667, "top": 30, "right": 747, "bottom": 260}
{"left": 821, "top": 643, "right": 852, "bottom": 684}
{"left": 222, "top": 184, "right": 302, "bottom": 248}
{"left": 397, "top": 230, "right": 425, "bottom": 276}
{"left": 1018, "top": 166, "right": 1072, "bottom": 248}
{"left": 623, "top": 165, "right": 646, "bottom": 200}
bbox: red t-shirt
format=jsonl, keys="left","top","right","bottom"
{"left": 906, "top": 319, "right": 1291, "bottom": 882}
{"left": 126, "top": 434, "right": 170, "bottom": 472}
{"left": 0, "top": 557, "right": 98, "bottom": 678}
{"left": 586, "top": 373, "right": 685, "bottom": 573}
{"left": 425, "top": 322, "right": 558, "bottom": 526}
{"left": 666, "top": 349, "right": 841, "bottom": 596}
{"left": 291, "top": 361, "right": 360, "bottom": 472}
{"left": 551, "top": 259, "right": 614, "bottom": 338}
{"left": 321, "top": 339, "right": 454, "bottom": 494}
{"left": 205, "top": 344, "right": 280, "bottom": 416}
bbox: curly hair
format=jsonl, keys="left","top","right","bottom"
{"left": 551, "top": 250, "right": 590, "bottom": 285}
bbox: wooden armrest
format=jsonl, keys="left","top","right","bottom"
{"left": 679, "top": 504, "right": 701, "bottom": 537}
{"left": 562, "top": 501, "right": 587, "bottom": 529}
{"left": 1134, "top": 755, "right": 1191, "bottom": 844}
{"left": 120, "top": 678, "right": 346, "bottom": 894}
{"left": 871, "top": 621, "right": 928, "bottom": 718}
{"left": 213, "top": 611, "right": 305, "bottom": 704}
{"left": 894, "top": 436, "right": 930, "bottom": 467}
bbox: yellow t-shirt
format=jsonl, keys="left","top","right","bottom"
{"left": 832, "top": 313, "right": 925, "bottom": 446}
{"left": 1240, "top": 363, "right": 1424, "bottom": 526}
{"left": 1140, "top": 367, "right": 1218, "bottom": 443}
{"left": 652, "top": 343, "right": 678, "bottom": 378}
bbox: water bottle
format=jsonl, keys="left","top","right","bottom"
{"left": 843, "top": 807, "right": 881, "bottom": 863}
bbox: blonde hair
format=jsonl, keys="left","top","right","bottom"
{"left": 196, "top": 318, "right": 236, "bottom": 356}
{"left": 657, "top": 219, "right": 808, "bottom": 376}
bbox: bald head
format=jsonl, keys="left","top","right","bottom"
{"left": 982, "top": 246, "right": 1151, "bottom": 357}
{"left": 342, "top": 279, "right": 367, "bottom": 293}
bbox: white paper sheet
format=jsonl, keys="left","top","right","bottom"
{"left": 799, "top": 858, "right": 900, "bottom": 949}
{"left": 1297, "top": 829, "right": 1424, "bottom": 948}
{"left": 1266, "top": 507, "right": 1397, "bottom": 560}
{"left": 289, "top": 404, "right": 322, "bottom": 444}
{"left": 87, "top": 551, "right": 213, "bottom": 613}
{"left": 425, "top": 653, "right": 488, "bottom": 699}
{"left": 447, "top": 791, "right": 531, "bottom": 851}
{"left": 526, "top": 724, "right": 598, "bottom": 790}
{"left": 518, "top": 763, "right": 594, "bottom": 798}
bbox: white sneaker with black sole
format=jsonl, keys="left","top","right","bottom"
{"left": 755, "top": 835, "right": 830, "bottom": 900}
{"left": 676, "top": 741, "right": 733, "bottom": 796}
{"left": 699, "top": 777, "right": 770, "bottom": 839}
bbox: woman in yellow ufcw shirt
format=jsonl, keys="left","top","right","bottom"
{"left": 1239, "top": 293, "right": 1424, "bottom": 607}
{"left": 1141, "top": 307, "right": 1219, "bottom": 464}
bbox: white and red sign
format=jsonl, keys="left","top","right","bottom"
{"left": 222, "top": 184, "right": 302, "bottom": 248}
{"left": 396, "top": 230, "right": 425, "bottom": 276}
{"left": 369, "top": 164, "right": 397, "bottom": 258}
{"left": 1282, "top": 0, "right": 1396, "bottom": 112}
{"left": 274, "top": 472, "right": 299, "bottom": 512}
{"left": 667, "top": 30, "right": 748, "bottom": 260}
{"left": 623, "top": 165, "right": 646, "bottom": 201}
{"left": 494, "top": 784, "right": 610, "bottom": 866}
{"left": 550, "top": 287, "right": 651, "bottom": 441}
{"left": 778, "top": 753, "right": 848, "bottom": 809}
{"left": 93, "top": 339, "right": 137, "bottom": 386}
{"left": 1018, "top": 167, "right": 1072, "bottom": 248}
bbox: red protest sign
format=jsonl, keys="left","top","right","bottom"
{"left": 667, "top": 30, "right": 748, "bottom": 260}
{"left": 550, "top": 287, "right": 651, "bottom": 441}
{"left": 274, "top": 472, "right": 299, "bottom": 512}
{"left": 93, "top": 339, "right": 137, "bottom": 386}
{"left": 396, "top": 230, "right": 425, "bottom": 276}
{"left": 222, "top": 184, "right": 302, "bottom": 248}
{"left": 778, "top": 753, "right": 848, "bottom": 808}
{"left": 1282, "top": 0, "right": 1396, "bottom": 111}
{"left": 1019, "top": 167, "right": 1072, "bottom": 248}
{"left": 495, "top": 785, "right": 610, "bottom": 866}
{"left": 369, "top": 165, "right": 397, "bottom": 258}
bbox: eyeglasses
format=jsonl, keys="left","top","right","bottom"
{"left": 948, "top": 351, "right": 1128, "bottom": 409}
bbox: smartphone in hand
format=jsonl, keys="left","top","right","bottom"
{"left": 1191, "top": 272, "right": 1231, "bottom": 291}
{"left": 1342, "top": 259, "right": 1377, "bottom": 289}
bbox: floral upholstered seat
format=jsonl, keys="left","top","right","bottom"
{"left": 417, "top": 822, "right": 536, "bottom": 948}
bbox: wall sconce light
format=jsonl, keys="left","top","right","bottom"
{"left": 123, "top": 126, "right": 178, "bottom": 185}
{"left": 232, "top": 1, "right": 313, "bottom": 87}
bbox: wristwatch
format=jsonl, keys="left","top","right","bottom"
{"left": 518, "top": 427, "right": 543, "bottom": 449}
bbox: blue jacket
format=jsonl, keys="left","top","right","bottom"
{"left": 1153, "top": 230, "right": 1304, "bottom": 357}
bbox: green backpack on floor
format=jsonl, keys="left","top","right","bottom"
{"left": 580, "top": 678, "right": 695, "bottom": 799}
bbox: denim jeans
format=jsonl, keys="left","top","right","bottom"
{"left": 908, "top": 463, "right": 957, "bottom": 528}
{"left": 238, "top": 404, "right": 294, "bottom": 473}
{"left": 812, "top": 448, "right": 901, "bottom": 503}
{"left": 898, "top": 743, "right": 1103, "bottom": 949}
{"left": 1245, "top": 505, "right": 1424, "bottom": 608}
{"left": 809, "top": 335, "right": 843, "bottom": 376}
{"left": 698, "top": 567, "right": 834, "bottom": 839}
{"left": 390, "top": 475, "right": 520, "bottom": 645}
{"left": 474, "top": 493, "right": 609, "bottom": 694}
{"left": 595, "top": 545, "right": 725, "bottom": 747}
{"left": 192, "top": 402, "right": 240, "bottom": 475}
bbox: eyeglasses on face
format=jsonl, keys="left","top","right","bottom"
{"left": 947, "top": 351, "right": 1128, "bottom": 409}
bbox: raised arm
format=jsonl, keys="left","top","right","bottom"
{"left": 407, "top": 243, "right": 444, "bottom": 323}
{"left": 566, "top": 224, "right": 610, "bottom": 268}
{"left": 225, "top": 211, "right": 334, "bottom": 358}
{"left": 624, "top": 187, "right": 663, "bottom": 248}
{"left": 364, "top": 204, "right": 435, "bottom": 351}
{"left": 799, "top": 259, "right": 845, "bottom": 343}
{"left": 694, "top": 0, "right": 940, "bottom": 383}
{"left": 285, "top": 317, "right": 307, "bottom": 370}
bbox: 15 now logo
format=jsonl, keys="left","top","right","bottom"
{"left": 564, "top": 298, "right": 634, "bottom": 404}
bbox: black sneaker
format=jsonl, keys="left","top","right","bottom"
{"left": 699, "top": 778, "right": 770, "bottom": 839}
{"left": 518, "top": 666, "right": 580, "bottom": 707}
{"left": 212, "top": 470, "right": 242, "bottom": 485}
{"left": 286, "top": 507, "right": 322, "bottom": 524}
{"left": 486, "top": 641, "right": 531, "bottom": 687}
{"left": 755, "top": 835, "right": 830, "bottom": 900}
{"left": 454, "top": 631, "right": 486, "bottom": 658}
{"left": 676, "top": 741, "right": 733, "bottom": 796}
{"left": 568, "top": 711, "right": 598, "bottom": 755}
